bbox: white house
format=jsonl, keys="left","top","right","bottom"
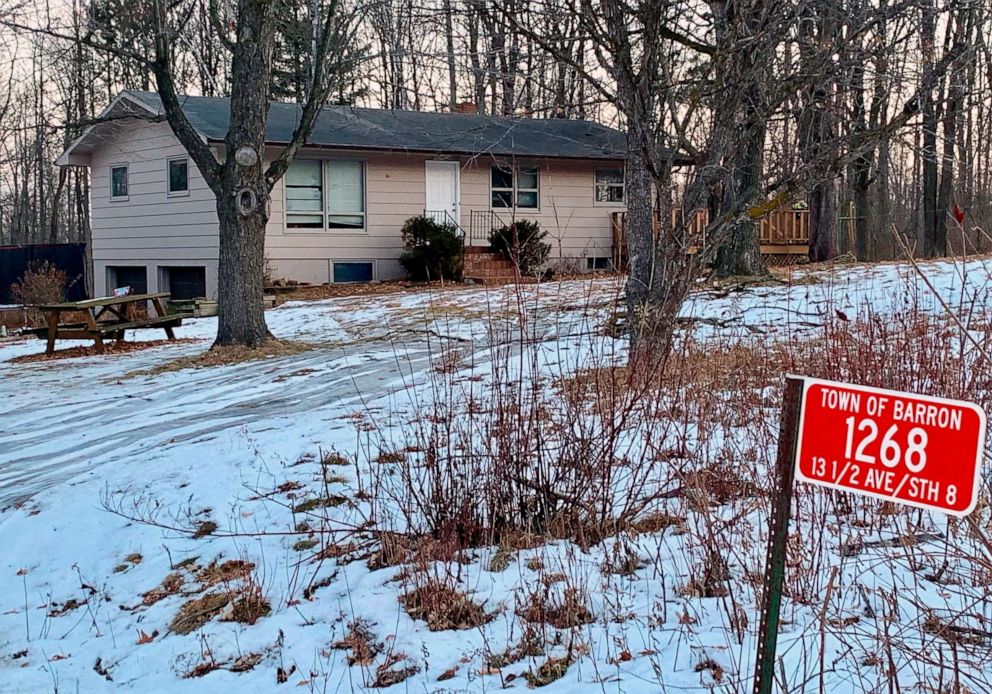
{"left": 58, "top": 91, "right": 629, "bottom": 299}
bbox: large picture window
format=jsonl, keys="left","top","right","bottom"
{"left": 286, "top": 159, "right": 366, "bottom": 230}
{"left": 595, "top": 168, "right": 624, "bottom": 203}
{"left": 490, "top": 166, "right": 539, "bottom": 209}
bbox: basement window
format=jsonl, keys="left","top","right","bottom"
{"left": 332, "top": 261, "right": 374, "bottom": 283}
{"left": 107, "top": 266, "right": 148, "bottom": 295}
{"left": 162, "top": 266, "right": 206, "bottom": 300}
{"left": 587, "top": 256, "right": 612, "bottom": 271}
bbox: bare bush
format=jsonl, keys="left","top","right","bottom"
{"left": 9, "top": 261, "right": 67, "bottom": 326}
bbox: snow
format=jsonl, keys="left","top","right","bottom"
{"left": 1, "top": 258, "right": 991, "bottom": 692}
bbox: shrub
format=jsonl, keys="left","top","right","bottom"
{"left": 10, "top": 261, "right": 67, "bottom": 326}
{"left": 488, "top": 220, "right": 550, "bottom": 275}
{"left": 10, "top": 261, "right": 67, "bottom": 306}
{"left": 399, "top": 216, "right": 464, "bottom": 281}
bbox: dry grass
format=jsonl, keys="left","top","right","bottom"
{"left": 192, "top": 520, "right": 218, "bottom": 539}
{"left": 170, "top": 591, "right": 233, "bottom": 635}
{"left": 524, "top": 655, "right": 573, "bottom": 687}
{"left": 371, "top": 652, "right": 420, "bottom": 687}
{"left": 11, "top": 338, "right": 198, "bottom": 364}
{"left": 332, "top": 619, "right": 383, "bottom": 665}
{"left": 196, "top": 559, "right": 254, "bottom": 587}
{"left": 292, "top": 495, "right": 347, "bottom": 513}
{"left": 399, "top": 577, "right": 492, "bottom": 631}
{"left": 167, "top": 558, "right": 269, "bottom": 634}
{"left": 519, "top": 586, "right": 594, "bottom": 629}
{"left": 292, "top": 537, "right": 319, "bottom": 552}
{"left": 141, "top": 571, "right": 185, "bottom": 606}
{"left": 131, "top": 339, "right": 316, "bottom": 376}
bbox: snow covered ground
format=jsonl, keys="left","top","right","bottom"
{"left": 1, "top": 259, "right": 991, "bottom": 693}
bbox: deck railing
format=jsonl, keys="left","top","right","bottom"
{"left": 611, "top": 207, "right": 810, "bottom": 252}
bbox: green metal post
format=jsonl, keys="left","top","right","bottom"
{"left": 753, "top": 376, "right": 804, "bottom": 694}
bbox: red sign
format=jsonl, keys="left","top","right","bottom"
{"left": 794, "top": 377, "right": 986, "bottom": 516}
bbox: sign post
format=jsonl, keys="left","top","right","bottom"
{"left": 753, "top": 376, "right": 986, "bottom": 694}
{"left": 752, "top": 376, "right": 804, "bottom": 694}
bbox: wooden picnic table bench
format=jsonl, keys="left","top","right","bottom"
{"left": 35, "top": 292, "right": 183, "bottom": 356}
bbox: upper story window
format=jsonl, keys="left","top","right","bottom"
{"left": 491, "top": 166, "right": 539, "bottom": 209}
{"left": 110, "top": 164, "right": 128, "bottom": 201}
{"left": 167, "top": 157, "right": 189, "bottom": 196}
{"left": 595, "top": 168, "right": 624, "bottom": 203}
{"left": 286, "top": 159, "right": 365, "bottom": 230}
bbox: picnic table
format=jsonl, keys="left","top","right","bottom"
{"left": 34, "top": 292, "right": 182, "bottom": 355}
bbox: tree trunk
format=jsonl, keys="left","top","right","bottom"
{"left": 920, "top": 0, "right": 940, "bottom": 256}
{"left": 212, "top": 0, "right": 277, "bottom": 347}
{"left": 443, "top": 0, "right": 457, "bottom": 109}
{"left": 808, "top": 181, "right": 837, "bottom": 261}
{"left": 713, "top": 115, "right": 768, "bottom": 277}
{"left": 625, "top": 154, "right": 687, "bottom": 359}
{"left": 215, "top": 189, "right": 270, "bottom": 346}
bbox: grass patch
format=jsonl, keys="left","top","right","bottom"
{"left": 225, "top": 591, "right": 270, "bottom": 626}
{"left": 142, "top": 572, "right": 185, "bottom": 606}
{"left": 487, "top": 544, "right": 514, "bottom": 573}
{"left": 192, "top": 520, "right": 218, "bottom": 539}
{"left": 372, "top": 653, "right": 420, "bottom": 687}
{"left": 292, "top": 538, "right": 319, "bottom": 552}
{"left": 374, "top": 450, "right": 406, "bottom": 464}
{"left": 524, "top": 656, "right": 573, "bottom": 687}
{"left": 11, "top": 339, "right": 199, "bottom": 364}
{"left": 292, "top": 495, "right": 347, "bottom": 513}
{"left": 332, "top": 619, "right": 383, "bottom": 666}
{"left": 519, "top": 587, "right": 594, "bottom": 629}
{"left": 130, "top": 339, "right": 316, "bottom": 376}
{"left": 400, "top": 578, "right": 492, "bottom": 631}
{"left": 320, "top": 450, "right": 350, "bottom": 466}
{"left": 196, "top": 559, "right": 254, "bottom": 587}
{"left": 170, "top": 591, "right": 232, "bottom": 635}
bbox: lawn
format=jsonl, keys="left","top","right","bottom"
{"left": 1, "top": 259, "right": 991, "bottom": 692}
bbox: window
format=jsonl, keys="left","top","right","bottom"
{"left": 110, "top": 164, "right": 128, "bottom": 200}
{"left": 286, "top": 159, "right": 366, "bottom": 230}
{"left": 162, "top": 266, "right": 206, "bottom": 300}
{"left": 167, "top": 157, "right": 189, "bottom": 195}
{"left": 333, "top": 261, "right": 374, "bottom": 283}
{"left": 491, "top": 166, "right": 539, "bottom": 209}
{"left": 108, "top": 266, "right": 147, "bottom": 295}
{"left": 595, "top": 168, "right": 624, "bottom": 203}
{"left": 491, "top": 167, "right": 514, "bottom": 208}
{"left": 586, "top": 256, "right": 612, "bottom": 271}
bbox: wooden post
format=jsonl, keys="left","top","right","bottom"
{"left": 45, "top": 309, "right": 60, "bottom": 356}
{"left": 753, "top": 376, "right": 804, "bottom": 694}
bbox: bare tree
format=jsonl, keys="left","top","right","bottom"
{"left": 4, "top": 0, "right": 360, "bottom": 347}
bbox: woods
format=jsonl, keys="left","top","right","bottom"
{"left": 0, "top": 0, "right": 989, "bottom": 348}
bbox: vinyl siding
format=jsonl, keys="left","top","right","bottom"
{"left": 89, "top": 121, "right": 219, "bottom": 297}
{"left": 87, "top": 123, "right": 623, "bottom": 295}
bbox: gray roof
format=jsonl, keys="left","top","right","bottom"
{"left": 125, "top": 91, "right": 626, "bottom": 160}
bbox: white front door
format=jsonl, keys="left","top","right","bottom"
{"left": 425, "top": 160, "right": 460, "bottom": 228}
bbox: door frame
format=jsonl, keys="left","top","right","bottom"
{"left": 425, "top": 160, "right": 461, "bottom": 228}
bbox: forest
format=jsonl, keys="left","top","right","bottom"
{"left": 0, "top": 0, "right": 987, "bottom": 261}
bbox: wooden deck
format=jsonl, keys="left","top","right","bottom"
{"left": 611, "top": 208, "right": 810, "bottom": 266}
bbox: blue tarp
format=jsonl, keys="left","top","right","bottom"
{"left": 0, "top": 243, "right": 88, "bottom": 304}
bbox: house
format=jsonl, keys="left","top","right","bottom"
{"left": 57, "top": 91, "right": 630, "bottom": 300}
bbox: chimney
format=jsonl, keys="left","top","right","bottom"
{"left": 455, "top": 101, "right": 478, "bottom": 114}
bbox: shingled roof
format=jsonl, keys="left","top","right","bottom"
{"left": 60, "top": 90, "right": 628, "bottom": 164}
